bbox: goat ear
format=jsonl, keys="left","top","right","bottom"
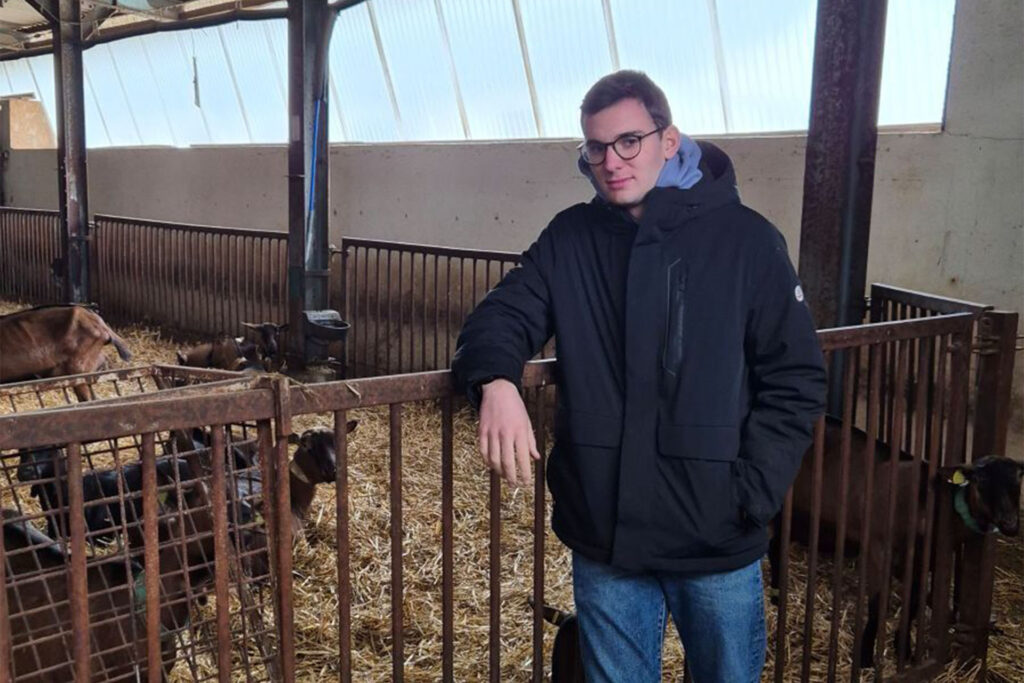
{"left": 176, "top": 350, "right": 186, "bottom": 364}
{"left": 277, "top": 324, "right": 289, "bottom": 332}
{"left": 287, "top": 433, "right": 301, "bottom": 446}
{"left": 346, "top": 419, "right": 358, "bottom": 434}
{"left": 241, "top": 322, "right": 257, "bottom": 329}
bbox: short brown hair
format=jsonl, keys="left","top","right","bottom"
{"left": 580, "top": 70, "right": 672, "bottom": 129}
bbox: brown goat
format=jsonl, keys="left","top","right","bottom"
{"left": 175, "top": 335, "right": 263, "bottom": 372}
{"left": 3, "top": 482, "right": 218, "bottom": 681}
{"left": 0, "top": 305, "right": 132, "bottom": 400}
{"left": 286, "top": 422, "right": 357, "bottom": 537}
{"left": 769, "top": 416, "right": 1023, "bottom": 667}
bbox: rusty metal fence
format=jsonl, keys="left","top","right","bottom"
{"left": 92, "top": 216, "right": 288, "bottom": 340}
{"left": 0, "top": 208, "right": 62, "bottom": 305}
{"left": 329, "top": 237, "right": 523, "bottom": 377}
{"left": 1, "top": 306, "right": 1015, "bottom": 681}
{"left": 1, "top": 214, "right": 535, "bottom": 376}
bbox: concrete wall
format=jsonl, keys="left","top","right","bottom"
{"left": 2, "top": 0, "right": 1020, "bottom": 426}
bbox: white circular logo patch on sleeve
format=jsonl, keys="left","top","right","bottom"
{"left": 794, "top": 285, "right": 804, "bottom": 302}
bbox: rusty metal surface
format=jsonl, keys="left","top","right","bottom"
{"left": 389, "top": 404, "right": 405, "bottom": 682}
{"left": 797, "top": 0, "right": 888, "bottom": 330}
{"left": 871, "top": 283, "right": 990, "bottom": 317}
{"left": 93, "top": 215, "right": 288, "bottom": 340}
{"left": 0, "top": 287, "right": 1004, "bottom": 681}
{"left": 56, "top": 0, "right": 91, "bottom": 305}
{"left": 531, "top": 388, "right": 546, "bottom": 683}
{"left": 331, "top": 237, "right": 520, "bottom": 377}
{"left": 441, "top": 396, "right": 454, "bottom": 683}
{"left": 0, "top": 209, "right": 62, "bottom": 305}
{"left": 334, "top": 409, "right": 353, "bottom": 683}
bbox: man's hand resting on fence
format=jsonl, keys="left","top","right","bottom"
{"left": 478, "top": 378, "right": 540, "bottom": 487}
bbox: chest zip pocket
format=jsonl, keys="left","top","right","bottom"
{"left": 662, "top": 259, "right": 687, "bottom": 375}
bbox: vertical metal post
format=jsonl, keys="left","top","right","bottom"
{"left": 287, "top": 0, "right": 308, "bottom": 365}
{"left": 958, "top": 311, "right": 1017, "bottom": 670}
{"left": 797, "top": 0, "right": 888, "bottom": 413}
{"left": 54, "top": 0, "right": 90, "bottom": 303}
{"left": 287, "top": 0, "right": 336, "bottom": 366}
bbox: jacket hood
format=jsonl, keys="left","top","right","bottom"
{"left": 589, "top": 140, "right": 741, "bottom": 227}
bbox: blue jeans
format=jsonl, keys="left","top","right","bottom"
{"left": 572, "top": 552, "right": 766, "bottom": 683}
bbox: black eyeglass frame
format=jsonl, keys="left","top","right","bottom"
{"left": 577, "top": 127, "right": 665, "bottom": 166}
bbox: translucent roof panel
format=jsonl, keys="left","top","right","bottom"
{"left": 330, "top": 5, "right": 401, "bottom": 142}
{"left": 0, "top": 0, "right": 957, "bottom": 147}
{"left": 609, "top": 0, "right": 725, "bottom": 135}
{"left": 715, "top": 0, "right": 817, "bottom": 133}
{"left": 84, "top": 46, "right": 144, "bottom": 146}
{"left": 517, "top": 0, "right": 615, "bottom": 137}
{"left": 187, "top": 26, "right": 252, "bottom": 144}
{"left": 218, "top": 21, "right": 288, "bottom": 143}
{"left": 369, "top": 0, "right": 464, "bottom": 141}
{"left": 438, "top": 0, "right": 536, "bottom": 139}
{"left": 141, "top": 33, "right": 215, "bottom": 146}
{"left": 878, "top": 0, "right": 956, "bottom": 126}
{"left": 105, "top": 38, "right": 177, "bottom": 146}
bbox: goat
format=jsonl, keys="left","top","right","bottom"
{"left": 16, "top": 448, "right": 195, "bottom": 549}
{"left": 286, "top": 423, "right": 357, "bottom": 537}
{"left": 769, "top": 415, "right": 1023, "bottom": 667}
{"left": 175, "top": 334, "right": 263, "bottom": 372}
{"left": 0, "top": 305, "right": 132, "bottom": 400}
{"left": 3, "top": 481, "right": 218, "bottom": 681}
{"left": 241, "top": 321, "right": 288, "bottom": 371}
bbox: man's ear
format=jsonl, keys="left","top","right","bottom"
{"left": 661, "top": 124, "right": 681, "bottom": 159}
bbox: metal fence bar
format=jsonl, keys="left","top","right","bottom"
{"left": 66, "top": 441, "right": 91, "bottom": 681}
{"left": 390, "top": 403, "right": 405, "bottom": 683}
{"left": 335, "top": 408, "right": 353, "bottom": 683}
{"left": 441, "top": 395, "right": 455, "bottom": 683}
{"left": 92, "top": 215, "right": 288, "bottom": 339}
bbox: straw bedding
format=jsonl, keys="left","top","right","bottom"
{"left": 0, "top": 300, "right": 1021, "bottom": 681}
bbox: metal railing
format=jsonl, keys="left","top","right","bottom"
{"left": 1, "top": 308, "right": 1009, "bottom": 681}
{"left": 0, "top": 208, "right": 61, "bottom": 305}
{"left": 93, "top": 215, "right": 288, "bottom": 339}
{"left": 330, "top": 237, "right": 522, "bottom": 377}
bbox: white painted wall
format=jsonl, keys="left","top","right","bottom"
{"left": 3, "top": 0, "right": 1021, "bottom": 428}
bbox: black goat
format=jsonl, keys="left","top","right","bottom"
{"left": 16, "top": 448, "right": 195, "bottom": 549}
{"left": 3, "top": 481, "right": 219, "bottom": 681}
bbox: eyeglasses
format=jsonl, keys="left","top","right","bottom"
{"left": 577, "top": 127, "right": 664, "bottom": 165}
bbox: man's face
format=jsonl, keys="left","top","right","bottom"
{"left": 581, "top": 98, "right": 679, "bottom": 218}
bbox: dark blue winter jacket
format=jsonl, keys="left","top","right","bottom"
{"left": 452, "top": 142, "right": 827, "bottom": 573}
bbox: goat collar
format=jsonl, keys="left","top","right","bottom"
{"left": 133, "top": 570, "right": 147, "bottom": 607}
{"left": 289, "top": 459, "right": 312, "bottom": 484}
{"left": 954, "top": 486, "right": 992, "bottom": 534}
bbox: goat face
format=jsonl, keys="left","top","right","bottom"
{"left": 242, "top": 322, "right": 288, "bottom": 367}
{"left": 17, "top": 447, "right": 60, "bottom": 483}
{"left": 289, "top": 421, "right": 358, "bottom": 483}
{"left": 948, "top": 456, "right": 1024, "bottom": 536}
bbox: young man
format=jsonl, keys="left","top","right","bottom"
{"left": 452, "top": 71, "right": 826, "bottom": 682}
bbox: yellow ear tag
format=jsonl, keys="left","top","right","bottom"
{"left": 951, "top": 470, "right": 967, "bottom": 486}
{"left": 158, "top": 490, "right": 170, "bottom": 506}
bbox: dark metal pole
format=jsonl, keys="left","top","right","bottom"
{"left": 305, "top": 0, "right": 335, "bottom": 314}
{"left": 54, "top": 0, "right": 90, "bottom": 304}
{"left": 287, "top": 0, "right": 335, "bottom": 366}
{"left": 287, "top": 0, "right": 307, "bottom": 365}
{"left": 797, "top": 0, "right": 888, "bottom": 412}
{"left": 798, "top": 0, "right": 888, "bottom": 328}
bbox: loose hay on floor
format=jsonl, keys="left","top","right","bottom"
{"left": 1, "top": 300, "right": 1022, "bottom": 681}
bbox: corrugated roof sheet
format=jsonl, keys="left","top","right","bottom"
{"left": 0, "top": 0, "right": 956, "bottom": 147}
